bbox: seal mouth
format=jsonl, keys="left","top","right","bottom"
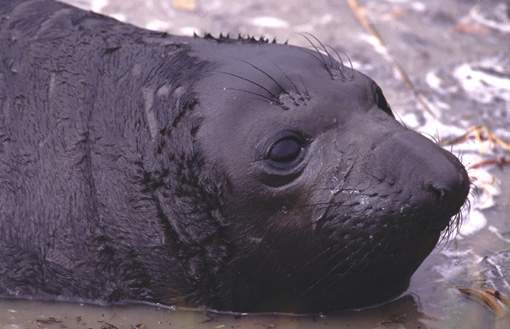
{"left": 289, "top": 186, "right": 469, "bottom": 312}
{"left": 225, "top": 209, "right": 455, "bottom": 313}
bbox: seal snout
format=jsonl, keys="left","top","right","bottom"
{"left": 423, "top": 162, "right": 470, "bottom": 217}
{"left": 391, "top": 130, "right": 470, "bottom": 223}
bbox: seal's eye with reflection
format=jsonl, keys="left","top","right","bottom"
{"left": 265, "top": 133, "right": 307, "bottom": 171}
{"left": 268, "top": 137, "right": 303, "bottom": 163}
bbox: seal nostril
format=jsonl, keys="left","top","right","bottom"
{"left": 424, "top": 169, "right": 469, "bottom": 217}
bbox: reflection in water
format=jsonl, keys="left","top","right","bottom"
{"left": 0, "top": 296, "right": 428, "bottom": 329}
{"left": 0, "top": 294, "right": 508, "bottom": 328}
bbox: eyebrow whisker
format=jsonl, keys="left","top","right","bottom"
{"left": 298, "top": 75, "right": 310, "bottom": 97}
{"left": 304, "top": 32, "right": 336, "bottom": 68}
{"left": 224, "top": 87, "right": 277, "bottom": 103}
{"left": 239, "top": 59, "right": 289, "bottom": 95}
{"left": 299, "top": 33, "right": 332, "bottom": 75}
{"left": 216, "top": 71, "right": 279, "bottom": 100}
{"left": 272, "top": 62, "right": 301, "bottom": 95}
{"left": 327, "top": 45, "right": 354, "bottom": 80}
{"left": 325, "top": 45, "right": 346, "bottom": 80}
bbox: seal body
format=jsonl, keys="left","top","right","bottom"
{"left": 0, "top": 0, "right": 470, "bottom": 312}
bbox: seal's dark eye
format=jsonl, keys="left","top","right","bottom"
{"left": 268, "top": 137, "right": 303, "bottom": 163}
{"left": 259, "top": 132, "right": 309, "bottom": 185}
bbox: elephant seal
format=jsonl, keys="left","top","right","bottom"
{"left": 0, "top": 0, "right": 470, "bottom": 312}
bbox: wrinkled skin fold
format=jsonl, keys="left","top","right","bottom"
{"left": 0, "top": 0, "right": 470, "bottom": 312}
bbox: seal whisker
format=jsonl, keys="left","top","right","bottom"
{"left": 326, "top": 45, "right": 349, "bottom": 80}
{"left": 297, "top": 245, "right": 336, "bottom": 271}
{"left": 287, "top": 201, "right": 336, "bottom": 210}
{"left": 299, "top": 33, "right": 352, "bottom": 81}
{"left": 310, "top": 237, "right": 385, "bottom": 295}
{"left": 326, "top": 45, "right": 344, "bottom": 67}
{"left": 216, "top": 71, "right": 280, "bottom": 101}
{"left": 331, "top": 237, "right": 393, "bottom": 292}
{"left": 303, "top": 32, "right": 335, "bottom": 68}
{"left": 301, "top": 241, "right": 368, "bottom": 296}
{"left": 297, "top": 75, "right": 310, "bottom": 97}
{"left": 239, "top": 60, "right": 289, "bottom": 95}
{"left": 299, "top": 33, "right": 333, "bottom": 77}
{"left": 272, "top": 62, "right": 301, "bottom": 95}
{"left": 305, "top": 33, "right": 347, "bottom": 80}
{"left": 224, "top": 87, "right": 276, "bottom": 104}
{"left": 343, "top": 50, "right": 355, "bottom": 80}
{"left": 302, "top": 48, "right": 324, "bottom": 66}
{"left": 323, "top": 45, "right": 344, "bottom": 80}
{"left": 329, "top": 45, "right": 354, "bottom": 80}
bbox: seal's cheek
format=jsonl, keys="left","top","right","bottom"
{"left": 285, "top": 115, "right": 470, "bottom": 294}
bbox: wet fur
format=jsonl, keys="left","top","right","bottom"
{"left": 0, "top": 0, "right": 469, "bottom": 312}
{"left": 0, "top": 0, "right": 224, "bottom": 304}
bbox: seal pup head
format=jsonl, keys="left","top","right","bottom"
{"left": 179, "top": 38, "right": 470, "bottom": 312}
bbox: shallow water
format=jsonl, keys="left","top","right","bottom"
{"left": 0, "top": 297, "right": 432, "bottom": 329}
{"left": 2, "top": 0, "right": 510, "bottom": 328}
{"left": 0, "top": 292, "right": 500, "bottom": 329}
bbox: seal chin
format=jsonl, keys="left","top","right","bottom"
{"left": 245, "top": 230, "right": 440, "bottom": 313}
{"left": 278, "top": 168, "right": 468, "bottom": 313}
{"left": 222, "top": 209, "right": 449, "bottom": 313}
{"left": 304, "top": 222, "right": 438, "bottom": 311}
